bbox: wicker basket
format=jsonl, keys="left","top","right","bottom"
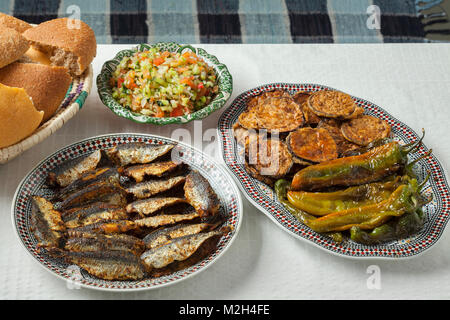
{"left": 0, "top": 65, "right": 93, "bottom": 164}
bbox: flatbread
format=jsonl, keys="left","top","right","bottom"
{"left": 287, "top": 127, "right": 338, "bottom": 163}
{"left": 308, "top": 90, "right": 356, "bottom": 119}
{"left": 341, "top": 115, "right": 391, "bottom": 146}
{"left": 0, "top": 83, "right": 44, "bottom": 148}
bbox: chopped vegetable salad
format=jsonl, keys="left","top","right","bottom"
{"left": 111, "top": 48, "right": 218, "bottom": 117}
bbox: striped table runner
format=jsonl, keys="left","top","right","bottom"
{"left": 0, "top": 0, "right": 446, "bottom": 43}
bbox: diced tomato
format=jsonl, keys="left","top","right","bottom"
{"left": 197, "top": 83, "right": 206, "bottom": 97}
{"left": 126, "top": 78, "right": 137, "bottom": 89}
{"left": 117, "top": 77, "right": 124, "bottom": 88}
{"left": 170, "top": 105, "right": 185, "bottom": 117}
{"left": 155, "top": 106, "right": 165, "bottom": 118}
{"left": 153, "top": 57, "right": 165, "bottom": 66}
{"left": 161, "top": 51, "right": 170, "bottom": 58}
{"left": 180, "top": 76, "right": 196, "bottom": 89}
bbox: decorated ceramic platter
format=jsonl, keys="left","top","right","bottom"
{"left": 97, "top": 42, "right": 233, "bottom": 125}
{"left": 12, "top": 133, "right": 242, "bottom": 291}
{"left": 218, "top": 83, "right": 450, "bottom": 259}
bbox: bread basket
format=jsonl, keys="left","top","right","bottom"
{"left": 0, "top": 65, "right": 93, "bottom": 164}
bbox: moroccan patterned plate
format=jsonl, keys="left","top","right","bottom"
{"left": 12, "top": 134, "right": 242, "bottom": 291}
{"left": 218, "top": 83, "right": 450, "bottom": 259}
{"left": 97, "top": 43, "right": 233, "bottom": 125}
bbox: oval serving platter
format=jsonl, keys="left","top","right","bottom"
{"left": 218, "top": 83, "right": 450, "bottom": 259}
{"left": 12, "top": 133, "right": 242, "bottom": 291}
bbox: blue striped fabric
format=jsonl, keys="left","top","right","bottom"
{"left": 328, "top": 0, "right": 382, "bottom": 43}
{"left": 0, "top": 0, "right": 444, "bottom": 44}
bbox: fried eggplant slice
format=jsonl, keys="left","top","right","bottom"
{"left": 246, "top": 136, "right": 293, "bottom": 179}
{"left": 47, "top": 150, "right": 102, "bottom": 187}
{"left": 65, "top": 231, "right": 145, "bottom": 255}
{"left": 122, "top": 161, "right": 179, "bottom": 183}
{"left": 287, "top": 127, "right": 338, "bottom": 163}
{"left": 31, "top": 196, "right": 65, "bottom": 249}
{"left": 125, "top": 176, "right": 186, "bottom": 199}
{"left": 107, "top": 142, "right": 174, "bottom": 166}
{"left": 238, "top": 96, "right": 304, "bottom": 133}
{"left": 348, "top": 106, "right": 365, "bottom": 119}
{"left": 55, "top": 167, "right": 119, "bottom": 200}
{"left": 58, "top": 183, "right": 127, "bottom": 210}
{"left": 244, "top": 160, "right": 276, "bottom": 186}
{"left": 292, "top": 91, "right": 321, "bottom": 125}
{"left": 184, "top": 171, "right": 220, "bottom": 217}
{"left": 307, "top": 90, "right": 356, "bottom": 119}
{"left": 232, "top": 122, "right": 253, "bottom": 146}
{"left": 69, "top": 219, "right": 136, "bottom": 234}
{"left": 341, "top": 115, "right": 391, "bottom": 146}
{"left": 317, "top": 118, "right": 360, "bottom": 156}
{"left": 134, "top": 211, "right": 200, "bottom": 229}
{"left": 143, "top": 222, "right": 219, "bottom": 249}
{"left": 247, "top": 90, "right": 291, "bottom": 109}
{"left": 62, "top": 250, "right": 146, "bottom": 280}
{"left": 63, "top": 203, "right": 128, "bottom": 228}
{"left": 141, "top": 227, "right": 230, "bottom": 270}
{"left": 126, "top": 197, "right": 187, "bottom": 216}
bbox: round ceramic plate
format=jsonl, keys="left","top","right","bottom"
{"left": 12, "top": 134, "right": 242, "bottom": 291}
{"left": 218, "top": 83, "right": 450, "bottom": 259}
{"left": 97, "top": 43, "right": 233, "bottom": 125}
{"left": 0, "top": 65, "right": 93, "bottom": 164}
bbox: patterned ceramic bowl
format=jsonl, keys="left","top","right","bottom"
{"left": 12, "top": 133, "right": 242, "bottom": 291}
{"left": 97, "top": 43, "right": 233, "bottom": 125}
{"left": 218, "top": 83, "right": 450, "bottom": 259}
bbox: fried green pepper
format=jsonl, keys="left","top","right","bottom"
{"left": 291, "top": 133, "right": 429, "bottom": 191}
{"left": 305, "top": 178, "right": 421, "bottom": 233}
{"left": 275, "top": 179, "right": 315, "bottom": 224}
{"left": 287, "top": 177, "right": 403, "bottom": 216}
{"left": 350, "top": 210, "right": 424, "bottom": 245}
{"left": 275, "top": 179, "right": 343, "bottom": 242}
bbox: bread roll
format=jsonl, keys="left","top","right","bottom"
{"left": 0, "top": 62, "right": 72, "bottom": 121}
{"left": 23, "top": 18, "right": 96, "bottom": 76}
{"left": 0, "top": 12, "right": 32, "bottom": 33}
{"left": 23, "top": 46, "right": 52, "bottom": 65}
{"left": 0, "top": 83, "right": 43, "bottom": 148}
{"left": 0, "top": 27, "right": 29, "bottom": 68}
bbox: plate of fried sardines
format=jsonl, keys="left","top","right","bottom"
{"left": 12, "top": 134, "right": 242, "bottom": 291}
{"left": 218, "top": 83, "right": 450, "bottom": 259}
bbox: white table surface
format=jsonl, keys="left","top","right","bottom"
{"left": 1, "top": 44, "right": 450, "bottom": 300}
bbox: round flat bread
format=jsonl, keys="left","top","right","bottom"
{"left": 341, "top": 115, "right": 391, "bottom": 146}
{"left": 317, "top": 118, "right": 359, "bottom": 155}
{"left": 308, "top": 90, "right": 356, "bottom": 119}
{"left": 287, "top": 127, "right": 338, "bottom": 163}
{"left": 0, "top": 83, "right": 43, "bottom": 148}
{"left": 246, "top": 136, "right": 293, "bottom": 178}
{"left": 239, "top": 97, "right": 304, "bottom": 133}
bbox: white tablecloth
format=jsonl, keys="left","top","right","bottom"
{"left": 1, "top": 44, "right": 450, "bottom": 300}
